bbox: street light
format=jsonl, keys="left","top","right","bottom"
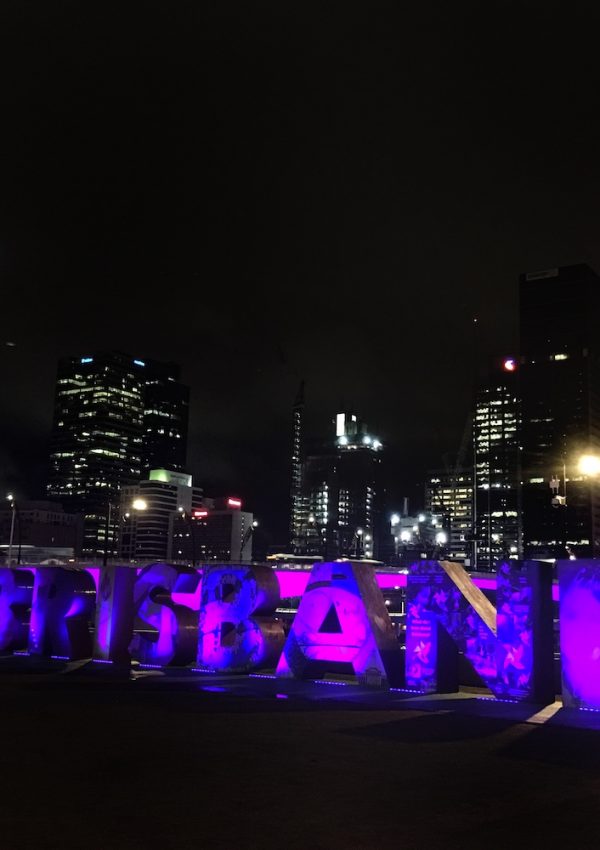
{"left": 6, "top": 494, "right": 15, "bottom": 566}
{"left": 578, "top": 454, "right": 600, "bottom": 477}
{"left": 132, "top": 498, "right": 148, "bottom": 512}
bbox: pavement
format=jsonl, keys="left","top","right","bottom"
{"left": 2, "top": 658, "right": 600, "bottom": 849}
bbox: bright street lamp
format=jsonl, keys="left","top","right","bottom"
{"left": 132, "top": 498, "right": 148, "bottom": 512}
{"left": 6, "top": 494, "right": 17, "bottom": 566}
{"left": 578, "top": 454, "right": 600, "bottom": 477}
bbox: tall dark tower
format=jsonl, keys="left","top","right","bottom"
{"left": 140, "top": 359, "right": 189, "bottom": 474}
{"left": 520, "top": 264, "right": 600, "bottom": 559}
{"left": 47, "top": 352, "right": 189, "bottom": 560}
{"left": 296, "top": 412, "right": 384, "bottom": 560}
{"left": 473, "top": 357, "right": 521, "bottom": 569}
{"left": 290, "top": 380, "right": 305, "bottom": 550}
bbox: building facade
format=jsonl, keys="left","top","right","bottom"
{"left": 46, "top": 352, "right": 189, "bottom": 559}
{"left": 119, "top": 469, "right": 203, "bottom": 562}
{"left": 295, "top": 413, "right": 384, "bottom": 560}
{"left": 520, "top": 265, "right": 600, "bottom": 559}
{"left": 473, "top": 359, "right": 521, "bottom": 568}
{"left": 172, "top": 498, "right": 254, "bottom": 563}
{"left": 425, "top": 471, "right": 473, "bottom": 564}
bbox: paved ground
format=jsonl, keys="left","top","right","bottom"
{"left": 2, "top": 662, "right": 600, "bottom": 849}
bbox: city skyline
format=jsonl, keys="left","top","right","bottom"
{"left": 4, "top": 3, "right": 600, "bottom": 543}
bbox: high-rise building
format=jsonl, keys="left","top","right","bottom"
{"left": 425, "top": 471, "right": 473, "bottom": 564}
{"left": 141, "top": 360, "right": 189, "bottom": 474}
{"left": 473, "top": 358, "right": 521, "bottom": 569}
{"left": 172, "top": 497, "right": 254, "bottom": 563}
{"left": 119, "top": 469, "right": 203, "bottom": 562}
{"left": 47, "top": 352, "right": 189, "bottom": 559}
{"left": 520, "top": 264, "right": 600, "bottom": 559}
{"left": 296, "top": 412, "right": 384, "bottom": 560}
{"left": 289, "top": 381, "right": 305, "bottom": 550}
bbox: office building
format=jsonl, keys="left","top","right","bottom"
{"left": 295, "top": 412, "right": 384, "bottom": 560}
{"left": 119, "top": 469, "right": 203, "bottom": 562}
{"left": 473, "top": 358, "right": 521, "bottom": 568}
{"left": 142, "top": 361, "right": 189, "bottom": 474}
{"left": 425, "top": 471, "right": 473, "bottom": 564}
{"left": 520, "top": 265, "right": 600, "bottom": 559}
{"left": 47, "top": 352, "right": 189, "bottom": 559}
{"left": 172, "top": 497, "right": 254, "bottom": 563}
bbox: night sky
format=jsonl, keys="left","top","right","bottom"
{"left": 2, "top": 2, "right": 600, "bottom": 544}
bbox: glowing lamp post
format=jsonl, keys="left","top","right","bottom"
{"left": 578, "top": 454, "right": 600, "bottom": 478}
{"left": 6, "top": 494, "right": 16, "bottom": 566}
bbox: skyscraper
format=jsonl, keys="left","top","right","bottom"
{"left": 520, "top": 264, "right": 600, "bottom": 559}
{"left": 141, "top": 360, "right": 189, "bottom": 473}
{"left": 47, "top": 352, "right": 190, "bottom": 559}
{"left": 473, "top": 358, "right": 521, "bottom": 569}
{"left": 289, "top": 380, "right": 305, "bottom": 550}
{"left": 296, "top": 412, "right": 384, "bottom": 560}
{"left": 425, "top": 471, "right": 473, "bottom": 564}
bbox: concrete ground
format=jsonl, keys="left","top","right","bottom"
{"left": 2, "top": 662, "right": 600, "bottom": 850}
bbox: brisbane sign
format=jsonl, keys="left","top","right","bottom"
{"left": 0, "top": 558, "right": 597, "bottom": 711}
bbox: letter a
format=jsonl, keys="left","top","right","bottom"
{"left": 276, "top": 561, "right": 403, "bottom": 687}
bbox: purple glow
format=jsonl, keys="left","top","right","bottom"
{"left": 0, "top": 568, "right": 34, "bottom": 651}
{"left": 274, "top": 569, "right": 546, "bottom": 600}
{"left": 276, "top": 561, "right": 403, "bottom": 687}
{"left": 561, "top": 580, "right": 600, "bottom": 708}
{"left": 198, "top": 565, "right": 284, "bottom": 672}
{"left": 84, "top": 568, "right": 100, "bottom": 592}
{"left": 130, "top": 563, "right": 200, "bottom": 667}
{"left": 405, "top": 560, "right": 551, "bottom": 702}
{"left": 29, "top": 568, "right": 96, "bottom": 660}
{"left": 93, "top": 566, "right": 137, "bottom": 664}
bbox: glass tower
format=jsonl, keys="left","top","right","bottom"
{"left": 47, "top": 352, "right": 189, "bottom": 559}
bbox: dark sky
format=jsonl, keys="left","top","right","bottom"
{"left": 2, "top": 1, "right": 600, "bottom": 544}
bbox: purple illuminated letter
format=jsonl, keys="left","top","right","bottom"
{"left": 198, "top": 565, "right": 284, "bottom": 672}
{"left": 406, "top": 560, "right": 554, "bottom": 702}
{"left": 130, "top": 563, "right": 200, "bottom": 666}
{"left": 276, "top": 561, "right": 403, "bottom": 687}
{"left": 29, "top": 567, "right": 96, "bottom": 660}
{"left": 0, "top": 568, "right": 34, "bottom": 651}
{"left": 93, "top": 565, "right": 137, "bottom": 664}
{"left": 559, "top": 559, "right": 600, "bottom": 709}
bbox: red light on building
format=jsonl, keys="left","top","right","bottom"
{"left": 503, "top": 357, "right": 517, "bottom": 372}
{"left": 193, "top": 510, "right": 208, "bottom": 518}
{"left": 227, "top": 498, "right": 242, "bottom": 509}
